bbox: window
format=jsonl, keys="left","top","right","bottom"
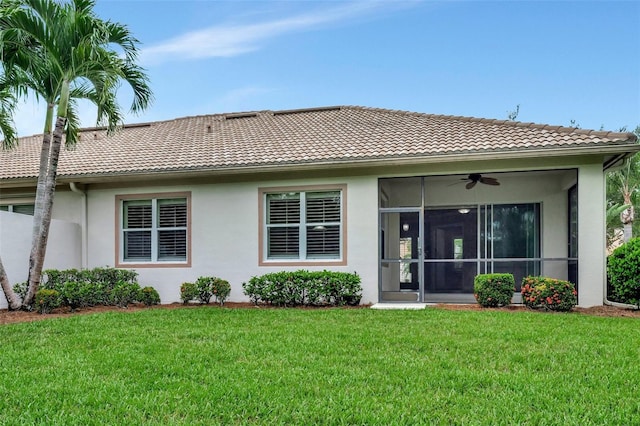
{"left": 0, "top": 204, "right": 35, "bottom": 215}
{"left": 261, "top": 186, "right": 346, "bottom": 264}
{"left": 117, "top": 193, "right": 190, "bottom": 266}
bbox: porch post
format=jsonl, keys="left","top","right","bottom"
{"left": 577, "top": 162, "right": 606, "bottom": 307}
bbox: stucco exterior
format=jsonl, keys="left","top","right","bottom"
{"left": 0, "top": 210, "right": 81, "bottom": 309}
{"left": 83, "top": 176, "right": 379, "bottom": 305}
{"left": 1, "top": 106, "right": 638, "bottom": 308}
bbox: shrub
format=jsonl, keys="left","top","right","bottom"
{"left": 110, "top": 281, "right": 141, "bottom": 308}
{"left": 608, "top": 238, "right": 640, "bottom": 308}
{"left": 34, "top": 289, "right": 60, "bottom": 314}
{"left": 180, "top": 282, "right": 198, "bottom": 304}
{"left": 474, "top": 273, "right": 515, "bottom": 307}
{"left": 41, "top": 267, "right": 138, "bottom": 299}
{"left": 139, "top": 286, "right": 161, "bottom": 306}
{"left": 211, "top": 278, "right": 231, "bottom": 305}
{"left": 60, "top": 281, "right": 90, "bottom": 311}
{"left": 521, "top": 276, "right": 577, "bottom": 312}
{"left": 195, "top": 276, "right": 214, "bottom": 304}
{"left": 12, "top": 281, "right": 28, "bottom": 302}
{"left": 242, "top": 270, "right": 362, "bottom": 307}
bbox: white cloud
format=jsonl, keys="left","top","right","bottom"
{"left": 140, "top": 2, "right": 394, "bottom": 65}
{"left": 13, "top": 100, "right": 46, "bottom": 138}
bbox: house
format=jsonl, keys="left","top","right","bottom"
{"left": 1, "top": 106, "right": 638, "bottom": 308}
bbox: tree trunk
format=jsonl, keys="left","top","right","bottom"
{"left": 620, "top": 204, "right": 635, "bottom": 243}
{"left": 24, "top": 115, "right": 66, "bottom": 306}
{"left": 30, "top": 106, "right": 55, "bottom": 255}
{"left": 623, "top": 222, "right": 633, "bottom": 243}
{"left": 0, "top": 256, "right": 21, "bottom": 310}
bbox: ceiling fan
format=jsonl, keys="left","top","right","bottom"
{"left": 462, "top": 173, "right": 500, "bottom": 190}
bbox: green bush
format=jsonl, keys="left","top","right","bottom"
{"left": 34, "top": 289, "right": 60, "bottom": 314}
{"left": 242, "top": 270, "right": 362, "bottom": 307}
{"left": 521, "top": 276, "right": 577, "bottom": 312}
{"left": 474, "top": 274, "right": 515, "bottom": 307}
{"left": 139, "top": 286, "right": 161, "bottom": 306}
{"left": 211, "top": 278, "right": 231, "bottom": 305}
{"left": 195, "top": 276, "right": 214, "bottom": 304}
{"left": 60, "top": 281, "right": 91, "bottom": 311}
{"left": 41, "top": 267, "right": 138, "bottom": 300}
{"left": 12, "top": 281, "right": 28, "bottom": 302}
{"left": 110, "top": 281, "right": 141, "bottom": 308}
{"left": 608, "top": 238, "right": 640, "bottom": 308}
{"left": 180, "top": 282, "right": 198, "bottom": 304}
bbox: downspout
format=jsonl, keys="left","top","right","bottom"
{"left": 603, "top": 153, "right": 628, "bottom": 172}
{"left": 69, "top": 182, "right": 88, "bottom": 269}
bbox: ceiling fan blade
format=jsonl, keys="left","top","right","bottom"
{"left": 480, "top": 177, "right": 500, "bottom": 186}
{"left": 465, "top": 181, "right": 477, "bottom": 190}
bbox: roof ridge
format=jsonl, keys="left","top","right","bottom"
{"left": 12, "top": 105, "right": 638, "bottom": 145}
{"left": 341, "top": 105, "right": 637, "bottom": 140}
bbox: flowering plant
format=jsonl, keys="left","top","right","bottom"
{"left": 180, "top": 282, "right": 198, "bottom": 304}
{"left": 521, "top": 276, "right": 577, "bottom": 312}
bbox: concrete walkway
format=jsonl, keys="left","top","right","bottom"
{"left": 370, "top": 303, "right": 428, "bottom": 310}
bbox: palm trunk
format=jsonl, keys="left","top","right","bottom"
{"left": 24, "top": 115, "right": 66, "bottom": 306}
{"left": 0, "top": 256, "right": 21, "bottom": 310}
{"left": 30, "top": 105, "right": 55, "bottom": 251}
{"left": 24, "top": 105, "right": 55, "bottom": 307}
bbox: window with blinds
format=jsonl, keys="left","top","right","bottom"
{"left": 265, "top": 190, "right": 342, "bottom": 260}
{"left": 121, "top": 197, "right": 188, "bottom": 263}
{"left": 0, "top": 204, "right": 35, "bottom": 215}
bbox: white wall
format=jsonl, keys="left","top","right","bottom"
{"left": 0, "top": 211, "right": 82, "bottom": 309}
{"left": 577, "top": 163, "right": 605, "bottom": 307}
{"left": 5, "top": 163, "right": 605, "bottom": 308}
{"left": 85, "top": 176, "right": 379, "bottom": 305}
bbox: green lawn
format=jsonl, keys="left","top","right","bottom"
{"left": 0, "top": 307, "right": 638, "bottom": 425}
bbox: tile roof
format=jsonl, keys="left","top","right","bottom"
{"left": 1, "top": 105, "right": 637, "bottom": 181}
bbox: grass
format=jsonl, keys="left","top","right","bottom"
{"left": 0, "top": 307, "right": 638, "bottom": 425}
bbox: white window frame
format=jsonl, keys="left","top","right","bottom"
{"left": 116, "top": 192, "right": 191, "bottom": 268}
{"left": 259, "top": 185, "right": 347, "bottom": 266}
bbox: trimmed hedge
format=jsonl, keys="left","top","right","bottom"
{"left": 474, "top": 273, "right": 515, "bottom": 307}
{"left": 607, "top": 237, "right": 640, "bottom": 308}
{"left": 521, "top": 276, "right": 577, "bottom": 312}
{"left": 17, "top": 267, "right": 157, "bottom": 312}
{"left": 242, "top": 270, "right": 362, "bottom": 307}
{"left": 41, "top": 267, "right": 139, "bottom": 306}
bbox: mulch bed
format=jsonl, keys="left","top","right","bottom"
{"left": 1, "top": 302, "right": 638, "bottom": 325}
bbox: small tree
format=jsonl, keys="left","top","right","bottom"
{"left": 606, "top": 126, "right": 640, "bottom": 248}
{"left": 0, "top": 0, "right": 152, "bottom": 309}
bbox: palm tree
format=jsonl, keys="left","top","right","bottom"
{"left": 0, "top": 0, "right": 152, "bottom": 308}
{"left": 606, "top": 126, "right": 640, "bottom": 247}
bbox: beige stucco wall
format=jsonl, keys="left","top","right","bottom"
{"left": 85, "top": 176, "right": 379, "bottom": 305}
{"left": 1, "top": 156, "right": 608, "bottom": 308}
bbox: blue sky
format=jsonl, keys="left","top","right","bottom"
{"left": 13, "top": 0, "right": 640, "bottom": 137}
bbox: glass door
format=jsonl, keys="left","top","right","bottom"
{"left": 424, "top": 208, "right": 478, "bottom": 297}
{"left": 380, "top": 210, "right": 422, "bottom": 302}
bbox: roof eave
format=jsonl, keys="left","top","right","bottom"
{"left": 3, "top": 142, "right": 639, "bottom": 186}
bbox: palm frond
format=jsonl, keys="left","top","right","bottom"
{"left": 63, "top": 98, "right": 81, "bottom": 147}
